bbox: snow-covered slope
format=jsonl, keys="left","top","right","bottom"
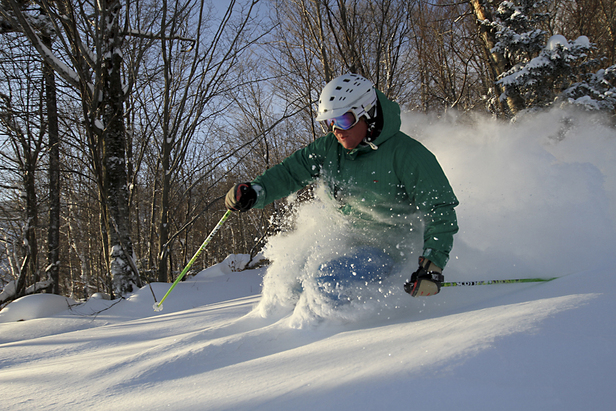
{"left": 0, "top": 260, "right": 614, "bottom": 411}
{"left": 1, "top": 108, "right": 615, "bottom": 410}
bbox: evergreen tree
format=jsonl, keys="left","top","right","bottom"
{"left": 470, "top": 0, "right": 550, "bottom": 115}
{"left": 560, "top": 61, "right": 616, "bottom": 111}
{"left": 489, "top": 0, "right": 549, "bottom": 113}
{"left": 489, "top": 0, "right": 549, "bottom": 62}
{"left": 498, "top": 34, "right": 616, "bottom": 112}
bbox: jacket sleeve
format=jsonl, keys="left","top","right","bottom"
{"left": 396, "top": 138, "right": 459, "bottom": 268}
{"left": 251, "top": 134, "right": 335, "bottom": 208}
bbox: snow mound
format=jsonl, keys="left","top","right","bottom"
{"left": 195, "top": 253, "right": 261, "bottom": 278}
{"left": 0, "top": 294, "right": 76, "bottom": 323}
{"left": 546, "top": 34, "right": 569, "bottom": 50}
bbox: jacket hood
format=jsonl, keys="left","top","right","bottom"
{"left": 346, "top": 89, "right": 400, "bottom": 156}
{"left": 371, "top": 89, "right": 401, "bottom": 146}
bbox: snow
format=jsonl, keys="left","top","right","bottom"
{"left": 573, "top": 35, "right": 590, "bottom": 48}
{"left": 0, "top": 280, "right": 16, "bottom": 302}
{"left": 0, "top": 293, "right": 76, "bottom": 322}
{"left": 1, "top": 107, "right": 616, "bottom": 410}
{"left": 545, "top": 34, "right": 591, "bottom": 52}
{"left": 546, "top": 34, "right": 569, "bottom": 50}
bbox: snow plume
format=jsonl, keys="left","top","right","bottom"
{"left": 402, "top": 108, "right": 616, "bottom": 281}
{"left": 255, "top": 185, "right": 422, "bottom": 328}
{"left": 255, "top": 107, "right": 616, "bottom": 328}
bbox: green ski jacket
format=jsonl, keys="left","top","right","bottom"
{"left": 252, "top": 90, "right": 459, "bottom": 268}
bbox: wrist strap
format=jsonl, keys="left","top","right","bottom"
{"left": 426, "top": 272, "right": 444, "bottom": 283}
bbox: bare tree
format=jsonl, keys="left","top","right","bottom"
{"left": 0, "top": 2, "right": 63, "bottom": 301}
{"left": 40, "top": 9, "right": 61, "bottom": 295}
{"left": 406, "top": 0, "right": 490, "bottom": 112}
{"left": 267, "top": 0, "right": 418, "bottom": 150}
{"left": 0, "top": 34, "right": 46, "bottom": 301}
{"left": 1, "top": 0, "right": 145, "bottom": 296}
{"left": 125, "top": 0, "right": 266, "bottom": 282}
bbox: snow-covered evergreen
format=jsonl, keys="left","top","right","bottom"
{"left": 482, "top": 0, "right": 616, "bottom": 113}
{"left": 489, "top": 0, "right": 549, "bottom": 63}
{"left": 499, "top": 34, "right": 616, "bottom": 111}
{"left": 561, "top": 62, "right": 616, "bottom": 111}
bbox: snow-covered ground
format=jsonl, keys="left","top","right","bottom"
{"left": 1, "top": 108, "right": 615, "bottom": 410}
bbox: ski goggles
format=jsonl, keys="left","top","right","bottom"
{"left": 321, "top": 111, "right": 361, "bottom": 132}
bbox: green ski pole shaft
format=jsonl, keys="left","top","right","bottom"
{"left": 154, "top": 210, "right": 232, "bottom": 311}
{"left": 442, "top": 277, "right": 557, "bottom": 287}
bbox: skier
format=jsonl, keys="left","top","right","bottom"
{"left": 225, "top": 73, "right": 458, "bottom": 298}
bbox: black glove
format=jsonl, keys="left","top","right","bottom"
{"left": 225, "top": 183, "right": 257, "bottom": 212}
{"left": 404, "top": 257, "right": 444, "bottom": 297}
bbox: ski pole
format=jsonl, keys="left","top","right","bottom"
{"left": 442, "top": 277, "right": 557, "bottom": 288}
{"left": 153, "top": 209, "right": 232, "bottom": 312}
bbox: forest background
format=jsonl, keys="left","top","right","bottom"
{"left": 0, "top": 0, "right": 615, "bottom": 304}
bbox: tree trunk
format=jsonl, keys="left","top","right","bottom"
{"left": 157, "top": 0, "right": 171, "bottom": 283}
{"left": 24, "top": 154, "right": 39, "bottom": 287}
{"left": 468, "top": 0, "right": 525, "bottom": 115}
{"left": 43, "top": 31, "right": 61, "bottom": 295}
{"left": 101, "top": 0, "right": 139, "bottom": 296}
{"left": 157, "top": 141, "right": 171, "bottom": 282}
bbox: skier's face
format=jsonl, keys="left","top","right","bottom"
{"left": 333, "top": 118, "right": 367, "bottom": 150}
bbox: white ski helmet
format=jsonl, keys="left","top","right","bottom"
{"left": 315, "top": 73, "right": 377, "bottom": 122}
